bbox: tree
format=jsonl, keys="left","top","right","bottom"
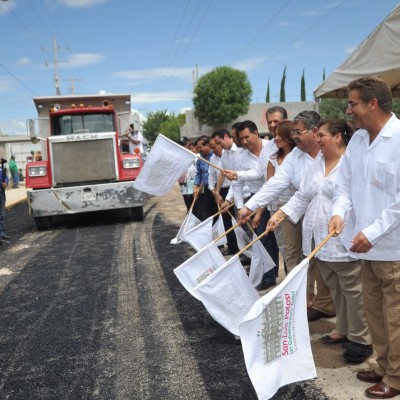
{"left": 280, "top": 65, "right": 286, "bottom": 102}
{"left": 266, "top": 79, "right": 270, "bottom": 103}
{"left": 142, "top": 110, "right": 169, "bottom": 145}
{"left": 319, "top": 98, "right": 348, "bottom": 119}
{"left": 159, "top": 114, "right": 186, "bottom": 142}
{"left": 193, "top": 66, "right": 252, "bottom": 128}
{"left": 300, "top": 69, "right": 306, "bottom": 101}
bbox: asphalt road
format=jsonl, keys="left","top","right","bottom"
{"left": 0, "top": 189, "right": 375, "bottom": 399}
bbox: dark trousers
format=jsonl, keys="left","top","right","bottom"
{"left": 257, "top": 208, "right": 279, "bottom": 284}
{"left": 193, "top": 186, "right": 218, "bottom": 222}
{"left": 244, "top": 194, "right": 279, "bottom": 285}
{"left": 220, "top": 187, "right": 238, "bottom": 251}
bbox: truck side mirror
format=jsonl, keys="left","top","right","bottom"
{"left": 27, "top": 119, "right": 39, "bottom": 144}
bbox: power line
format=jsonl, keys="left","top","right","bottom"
{"left": 231, "top": 0, "right": 294, "bottom": 64}
{"left": 0, "top": 63, "right": 38, "bottom": 96}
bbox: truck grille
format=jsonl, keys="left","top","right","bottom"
{"left": 51, "top": 137, "right": 117, "bottom": 186}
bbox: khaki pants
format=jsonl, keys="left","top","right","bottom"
{"left": 361, "top": 260, "right": 400, "bottom": 390}
{"left": 318, "top": 259, "right": 370, "bottom": 343}
{"left": 279, "top": 217, "right": 303, "bottom": 273}
{"left": 280, "top": 218, "right": 334, "bottom": 314}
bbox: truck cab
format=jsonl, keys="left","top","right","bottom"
{"left": 26, "top": 94, "right": 145, "bottom": 230}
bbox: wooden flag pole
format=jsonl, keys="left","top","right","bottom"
{"left": 237, "top": 217, "right": 285, "bottom": 257}
{"left": 189, "top": 196, "right": 197, "bottom": 212}
{"left": 213, "top": 210, "right": 258, "bottom": 243}
{"left": 227, "top": 209, "right": 256, "bottom": 236}
{"left": 210, "top": 202, "right": 234, "bottom": 219}
{"left": 306, "top": 230, "right": 335, "bottom": 260}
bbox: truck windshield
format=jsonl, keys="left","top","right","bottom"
{"left": 52, "top": 113, "right": 115, "bottom": 135}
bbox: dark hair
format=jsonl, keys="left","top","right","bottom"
{"left": 318, "top": 119, "right": 354, "bottom": 146}
{"left": 271, "top": 120, "right": 296, "bottom": 160}
{"left": 195, "top": 135, "right": 209, "bottom": 146}
{"left": 347, "top": 76, "right": 392, "bottom": 113}
{"left": 266, "top": 106, "right": 288, "bottom": 120}
{"left": 211, "top": 128, "right": 231, "bottom": 140}
{"left": 293, "top": 110, "right": 320, "bottom": 130}
{"left": 238, "top": 120, "right": 258, "bottom": 134}
{"left": 231, "top": 122, "right": 242, "bottom": 132}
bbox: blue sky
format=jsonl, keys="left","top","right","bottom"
{"left": 0, "top": 0, "right": 399, "bottom": 135}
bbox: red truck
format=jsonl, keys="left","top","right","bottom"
{"left": 26, "top": 93, "right": 145, "bottom": 230}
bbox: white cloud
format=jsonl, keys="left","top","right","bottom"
{"left": 132, "top": 91, "right": 192, "bottom": 104}
{"left": 278, "top": 21, "right": 293, "bottom": 27}
{"left": 345, "top": 46, "right": 356, "bottom": 54}
{"left": 0, "top": 76, "right": 15, "bottom": 93}
{"left": 113, "top": 67, "right": 195, "bottom": 82}
{"left": 233, "top": 56, "right": 269, "bottom": 72}
{"left": 0, "top": 0, "right": 16, "bottom": 15}
{"left": 16, "top": 57, "right": 31, "bottom": 65}
{"left": 301, "top": 10, "right": 323, "bottom": 16}
{"left": 0, "top": 119, "right": 27, "bottom": 136}
{"left": 58, "top": 0, "right": 107, "bottom": 8}
{"left": 63, "top": 53, "right": 105, "bottom": 68}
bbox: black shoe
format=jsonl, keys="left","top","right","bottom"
{"left": 320, "top": 335, "right": 348, "bottom": 345}
{"left": 0, "top": 238, "right": 10, "bottom": 245}
{"left": 239, "top": 254, "right": 251, "bottom": 266}
{"left": 1, "top": 235, "right": 11, "bottom": 240}
{"left": 307, "top": 308, "right": 336, "bottom": 322}
{"left": 221, "top": 247, "right": 239, "bottom": 256}
{"left": 255, "top": 281, "right": 276, "bottom": 291}
{"left": 342, "top": 341, "right": 373, "bottom": 364}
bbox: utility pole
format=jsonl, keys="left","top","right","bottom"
{"left": 43, "top": 37, "right": 68, "bottom": 95}
{"left": 63, "top": 77, "right": 83, "bottom": 94}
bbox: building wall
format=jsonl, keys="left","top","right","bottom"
{"left": 0, "top": 137, "right": 41, "bottom": 178}
{"left": 180, "top": 101, "right": 316, "bottom": 140}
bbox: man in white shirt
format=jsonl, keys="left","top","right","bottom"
{"left": 126, "top": 123, "right": 144, "bottom": 154}
{"left": 233, "top": 120, "right": 278, "bottom": 289}
{"left": 330, "top": 76, "right": 400, "bottom": 399}
{"left": 238, "top": 111, "right": 335, "bottom": 320}
{"left": 208, "top": 137, "right": 238, "bottom": 255}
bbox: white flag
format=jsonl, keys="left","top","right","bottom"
{"left": 212, "top": 214, "right": 227, "bottom": 247}
{"left": 232, "top": 217, "right": 252, "bottom": 258}
{"left": 194, "top": 255, "right": 260, "bottom": 336}
{"left": 174, "top": 241, "right": 226, "bottom": 300}
{"left": 181, "top": 215, "right": 214, "bottom": 251}
{"left": 171, "top": 209, "right": 201, "bottom": 244}
{"left": 239, "top": 258, "right": 316, "bottom": 400}
{"left": 134, "top": 134, "right": 196, "bottom": 195}
{"left": 248, "top": 233, "right": 276, "bottom": 287}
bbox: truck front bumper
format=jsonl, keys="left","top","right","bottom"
{"left": 27, "top": 181, "right": 144, "bottom": 217}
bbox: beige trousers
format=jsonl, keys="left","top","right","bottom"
{"left": 317, "top": 259, "right": 370, "bottom": 343}
{"left": 361, "top": 260, "right": 400, "bottom": 390}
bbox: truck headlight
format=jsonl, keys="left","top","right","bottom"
{"left": 28, "top": 166, "right": 47, "bottom": 177}
{"left": 122, "top": 158, "right": 140, "bottom": 169}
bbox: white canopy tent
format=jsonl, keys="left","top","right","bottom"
{"left": 314, "top": 4, "right": 400, "bottom": 99}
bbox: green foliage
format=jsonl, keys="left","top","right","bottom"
{"left": 393, "top": 98, "right": 400, "bottom": 118}
{"left": 159, "top": 114, "right": 186, "bottom": 142}
{"left": 280, "top": 66, "right": 286, "bottom": 102}
{"left": 301, "top": 69, "right": 306, "bottom": 101}
{"left": 266, "top": 79, "right": 270, "bottom": 103}
{"left": 142, "top": 110, "right": 169, "bottom": 145}
{"left": 319, "top": 98, "right": 349, "bottom": 120}
{"left": 193, "top": 66, "right": 252, "bottom": 128}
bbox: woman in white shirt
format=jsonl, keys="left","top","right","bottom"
{"left": 268, "top": 119, "right": 372, "bottom": 364}
{"left": 253, "top": 120, "right": 296, "bottom": 275}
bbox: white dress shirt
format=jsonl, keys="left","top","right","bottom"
{"left": 282, "top": 156, "right": 352, "bottom": 262}
{"left": 236, "top": 138, "right": 277, "bottom": 182}
{"left": 208, "top": 153, "right": 230, "bottom": 190}
{"left": 332, "top": 114, "right": 400, "bottom": 261}
{"left": 246, "top": 147, "right": 321, "bottom": 211}
{"left": 232, "top": 139, "right": 267, "bottom": 208}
